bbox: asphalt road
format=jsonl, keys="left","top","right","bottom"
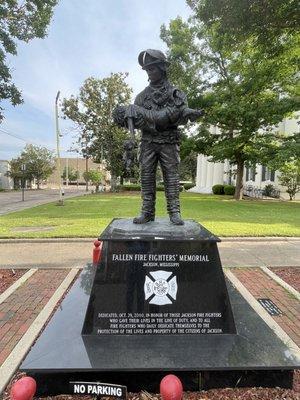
{"left": 0, "top": 188, "right": 89, "bottom": 215}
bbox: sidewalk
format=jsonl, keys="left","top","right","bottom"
{"left": 0, "top": 237, "right": 299, "bottom": 269}
{"left": 0, "top": 268, "right": 78, "bottom": 392}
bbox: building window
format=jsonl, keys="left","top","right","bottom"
{"left": 262, "top": 166, "right": 275, "bottom": 182}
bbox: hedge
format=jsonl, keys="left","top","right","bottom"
{"left": 212, "top": 184, "right": 225, "bottom": 195}
{"left": 120, "top": 184, "right": 183, "bottom": 192}
{"left": 183, "top": 183, "right": 195, "bottom": 190}
{"left": 224, "top": 185, "right": 235, "bottom": 195}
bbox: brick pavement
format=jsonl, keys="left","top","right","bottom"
{"left": 0, "top": 266, "right": 299, "bottom": 393}
{"left": 232, "top": 268, "right": 300, "bottom": 346}
{"left": 0, "top": 269, "right": 69, "bottom": 366}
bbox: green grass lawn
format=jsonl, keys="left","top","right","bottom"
{"left": 0, "top": 192, "right": 299, "bottom": 238}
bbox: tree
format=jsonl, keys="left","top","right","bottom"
{"left": 278, "top": 160, "right": 300, "bottom": 200}
{"left": 5, "top": 157, "right": 28, "bottom": 189}
{"left": 6, "top": 144, "right": 55, "bottom": 188}
{"left": 0, "top": 1, "right": 58, "bottom": 121}
{"left": 62, "top": 166, "right": 78, "bottom": 182}
{"left": 83, "top": 170, "right": 104, "bottom": 193}
{"left": 188, "top": 0, "right": 299, "bottom": 55}
{"left": 161, "top": 11, "right": 299, "bottom": 199}
{"left": 62, "top": 74, "right": 132, "bottom": 191}
{"left": 21, "top": 144, "right": 55, "bottom": 189}
{"left": 179, "top": 131, "right": 199, "bottom": 182}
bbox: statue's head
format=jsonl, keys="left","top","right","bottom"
{"left": 138, "top": 49, "right": 169, "bottom": 83}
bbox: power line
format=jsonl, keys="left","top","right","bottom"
{"left": 0, "top": 128, "right": 51, "bottom": 148}
{"left": 0, "top": 128, "right": 37, "bottom": 144}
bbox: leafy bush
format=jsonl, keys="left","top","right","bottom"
{"left": 121, "top": 184, "right": 141, "bottom": 191}
{"left": 183, "top": 182, "right": 195, "bottom": 190}
{"left": 278, "top": 161, "right": 300, "bottom": 200}
{"left": 121, "top": 184, "right": 183, "bottom": 192}
{"left": 262, "top": 184, "right": 278, "bottom": 197}
{"left": 224, "top": 185, "right": 235, "bottom": 195}
{"left": 212, "top": 184, "right": 224, "bottom": 195}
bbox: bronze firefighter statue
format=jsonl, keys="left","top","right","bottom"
{"left": 113, "top": 49, "right": 203, "bottom": 225}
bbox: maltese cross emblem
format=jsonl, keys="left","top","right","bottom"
{"left": 144, "top": 270, "right": 178, "bottom": 305}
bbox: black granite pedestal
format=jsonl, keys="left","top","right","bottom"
{"left": 82, "top": 218, "right": 236, "bottom": 337}
{"left": 20, "top": 219, "right": 300, "bottom": 395}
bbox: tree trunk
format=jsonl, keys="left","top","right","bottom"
{"left": 234, "top": 159, "right": 244, "bottom": 200}
{"left": 85, "top": 157, "right": 89, "bottom": 192}
{"left": 110, "top": 174, "right": 118, "bottom": 192}
{"left": 120, "top": 176, "right": 124, "bottom": 185}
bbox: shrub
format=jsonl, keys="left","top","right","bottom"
{"left": 262, "top": 184, "right": 276, "bottom": 197}
{"left": 183, "top": 182, "right": 195, "bottom": 190}
{"left": 121, "top": 184, "right": 141, "bottom": 191}
{"left": 224, "top": 185, "right": 235, "bottom": 195}
{"left": 121, "top": 184, "right": 183, "bottom": 192}
{"left": 212, "top": 184, "right": 224, "bottom": 195}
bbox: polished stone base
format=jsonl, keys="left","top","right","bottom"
{"left": 83, "top": 218, "right": 236, "bottom": 337}
{"left": 20, "top": 264, "right": 299, "bottom": 394}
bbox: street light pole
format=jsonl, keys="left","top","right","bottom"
{"left": 55, "top": 90, "right": 63, "bottom": 205}
{"left": 84, "top": 133, "right": 89, "bottom": 192}
{"left": 21, "top": 164, "right": 26, "bottom": 201}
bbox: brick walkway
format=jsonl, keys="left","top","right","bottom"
{"left": 0, "top": 266, "right": 299, "bottom": 394}
{"left": 0, "top": 269, "right": 69, "bottom": 366}
{"left": 232, "top": 268, "right": 300, "bottom": 346}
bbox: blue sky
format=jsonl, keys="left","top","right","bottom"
{"left": 0, "top": 0, "right": 191, "bottom": 160}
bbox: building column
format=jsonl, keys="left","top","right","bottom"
{"left": 200, "top": 156, "right": 208, "bottom": 188}
{"left": 206, "top": 161, "right": 214, "bottom": 189}
{"left": 212, "top": 162, "right": 224, "bottom": 186}
{"left": 195, "top": 154, "right": 202, "bottom": 188}
{"left": 255, "top": 165, "right": 263, "bottom": 187}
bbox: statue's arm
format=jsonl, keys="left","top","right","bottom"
{"left": 113, "top": 90, "right": 203, "bottom": 131}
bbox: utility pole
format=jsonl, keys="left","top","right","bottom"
{"left": 85, "top": 133, "right": 89, "bottom": 192}
{"left": 55, "top": 91, "right": 64, "bottom": 205}
{"left": 77, "top": 154, "right": 79, "bottom": 189}
{"left": 66, "top": 157, "right": 69, "bottom": 187}
{"left": 21, "top": 164, "right": 26, "bottom": 201}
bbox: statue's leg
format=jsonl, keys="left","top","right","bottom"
{"left": 133, "top": 142, "right": 158, "bottom": 224}
{"left": 159, "top": 143, "right": 184, "bottom": 225}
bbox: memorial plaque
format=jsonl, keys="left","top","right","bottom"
{"left": 258, "top": 298, "right": 283, "bottom": 316}
{"left": 82, "top": 219, "right": 236, "bottom": 336}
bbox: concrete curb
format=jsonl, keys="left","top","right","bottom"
{"left": 220, "top": 237, "right": 300, "bottom": 242}
{"left": 261, "top": 266, "right": 300, "bottom": 301}
{"left": 0, "top": 237, "right": 299, "bottom": 244}
{"left": 0, "top": 238, "right": 94, "bottom": 243}
{"left": 0, "top": 268, "right": 79, "bottom": 394}
{"left": 0, "top": 269, "right": 37, "bottom": 305}
{"left": 224, "top": 269, "right": 300, "bottom": 359}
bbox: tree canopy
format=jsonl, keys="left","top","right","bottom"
{"left": 62, "top": 73, "right": 132, "bottom": 190}
{"left": 188, "top": 0, "right": 300, "bottom": 54}
{"left": 7, "top": 144, "right": 55, "bottom": 188}
{"left": 0, "top": 0, "right": 58, "bottom": 121}
{"left": 161, "top": 1, "right": 299, "bottom": 199}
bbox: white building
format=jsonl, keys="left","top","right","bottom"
{"left": 190, "top": 115, "right": 299, "bottom": 199}
{"left": 0, "top": 160, "right": 13, "bottom": 189}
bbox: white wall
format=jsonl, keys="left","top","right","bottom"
{"left": 191, "top": 113, "right": 299, "bottom": 199}
{"left": 0, "top": 160, "right": 13, "bottom": 189}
